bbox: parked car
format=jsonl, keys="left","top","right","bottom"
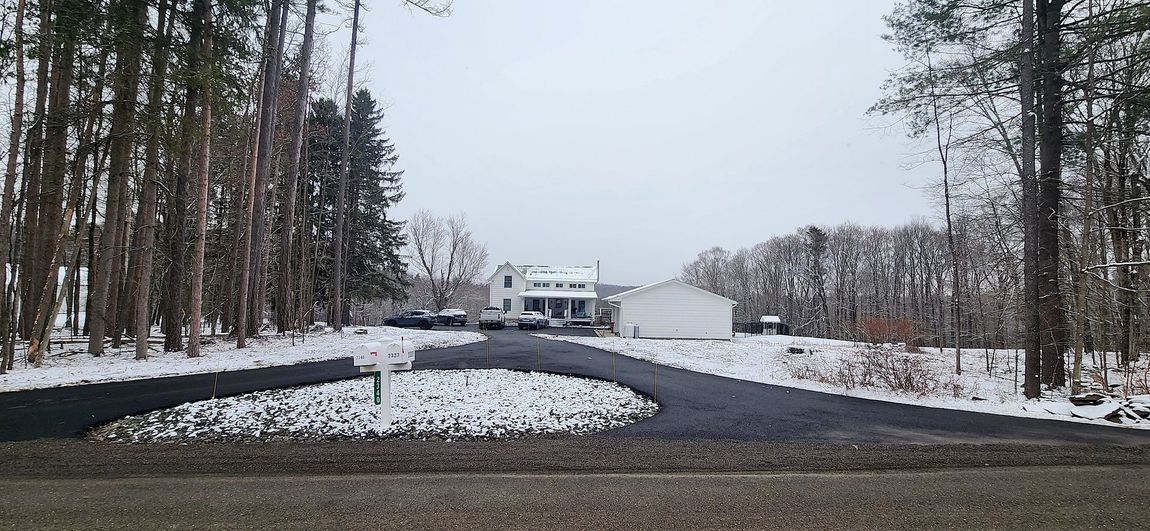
{"left": 384, "top": 310, "right": 436, "bottom": 330}
{"left": 478, "top": 307, "right": 506, "bottom": 330}
{"left": 518, "top": 311, "right": 549, "bottom": 330}
{"left": 436, "top": 308, "right": 468, "bottom": 326}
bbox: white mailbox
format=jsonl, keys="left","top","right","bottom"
{"left": 352, "top": 339, "right": 417, "bottom": 430}
{"left": 353, "top": 339, "right": 415, "bottom": 372}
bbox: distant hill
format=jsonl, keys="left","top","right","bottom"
{"left": 596, "top": 284, "right": 639, "bottom": 300}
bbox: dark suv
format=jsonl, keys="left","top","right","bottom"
{"left": 384, "top": 310, "right": 436, "bottom": 330}
{"left": 435, "top": 309, "right": 468, "bottom": 326}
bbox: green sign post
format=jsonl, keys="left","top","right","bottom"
{"left": 373, "top": 372, "right": 381, "bottom": 405}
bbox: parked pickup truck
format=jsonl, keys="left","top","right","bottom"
{"left": 478, "top": 307, "right": 505, "bottom": 330}
{"left": 517, "top": 311, "right": 549, "bottom": 330}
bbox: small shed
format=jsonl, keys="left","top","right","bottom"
{"left": 603, "top": 279, "right": 736, "bottom": 340}
{"left": 759, "top": 315, "right": 791, "bottom": 336}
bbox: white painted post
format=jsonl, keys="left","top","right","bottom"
{"left": 381, "top": 368, "right": 392, "bottom": 429}
{"left": 352, "top": 340, "right": 415, "bottom": 435}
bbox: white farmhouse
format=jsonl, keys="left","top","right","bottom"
{"left": 488, "top": 263, "right": 599, "bottom": 326}
{"left": 603, "top": 279, "right": 736, "bottom": 340}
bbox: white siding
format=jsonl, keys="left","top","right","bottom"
{"left": 615, "top": 281, "right": 732, "bottom": 339}
{"left": 489, "top": 264, "right": 526, "bottom": 317}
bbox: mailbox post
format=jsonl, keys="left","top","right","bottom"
{"left": 352, "top": 338, "right": 415, "bottom": 430}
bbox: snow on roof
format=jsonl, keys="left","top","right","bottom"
{"left": 760, "top": 315, "right": 782, "bottom": 323}
{"left": 515, "top": 264, "right": 598, "bottom": 282}
{"left": 603, "top": 279, "right": 737, "bottom": 305}
{"left": 517, "top": 290, "right": 599, "bottom": 299}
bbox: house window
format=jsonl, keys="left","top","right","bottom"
{"left": 543, "top": 283, "right": 550, "bottom": 287}
{"left": 504, "top": 276, "right": 512, "bottom": 288}
{"left": 556, "top": 283, "right": 564, "bottom": 288}
{"left": 502, "top": 298, "right": 511, "bottom": 312}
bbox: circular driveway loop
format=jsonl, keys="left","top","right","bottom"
{"left": 2, "top": 327, "right": 1148, "bottom": 444}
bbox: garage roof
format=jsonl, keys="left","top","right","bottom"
{"left": 602, "top": 279, "right": 737, "bottom": 305}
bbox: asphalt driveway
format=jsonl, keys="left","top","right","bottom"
{"left": 2, "top": 326, "right": 1148, "bottom": 444}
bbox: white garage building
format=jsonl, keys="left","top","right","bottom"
{"left": 603, "top": 279, "right": 736, "bottom": 340}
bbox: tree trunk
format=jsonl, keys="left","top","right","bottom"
{"left": 276, "top": 0, "right": 316, "bottom": 333}
{"left": 187, "top": 0, "right": 213, "bottom": 358}
{"left": 927, "top": 52, "right": 961, "bottom": 374}
{"left": 16, "top": 0, "right": 54, "bottom": 341}
{"left": 1072, "top": 0, "right": 1096, "bottom": 394}
{"left": 160, "top": 1, "right": 205, "bottom": 353}
{"left": 0, "top": 0, "right": 29, "bottom": 373}
{"left": 23, "top": 1, "right": 80, "bottom": 364}
{"left": 27, "top": 150, "right": 99, "bottom": 363}
{"left": 1020, "top": 0, "right": 1041, "bottom": 399}
{"left": 88, "top": 0, "right": 147, "bottom": 355}
{"left": 1036, "top": 0, "right": 1066, "bottom": 388}
{"left": 235, "top": 71, "right": 265, "bottom": 348}
{"left": 131, "top": 0, "right": 173, "bottom": 360}
{"left": 243, "top": 0, "right": 287, "bottom": 337}
{"left": 332, "top": 0, "right": 361, "bottom": 332}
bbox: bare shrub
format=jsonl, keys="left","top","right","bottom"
{"left": 833, "top": 349, "right": 939, "bottom": 396}
{"left": 787, "top": 348, "right": 941, "bottom": 397}
{"left": 862, "top": 350, "right": 938, "bottom": 395}
{"left": 788, "top": 365, "right": 831, "bottom": 384}
{"left": 942, "top": 374, "right": 966, "bottom": 398}
{"left": 903, "top": 343, "right": 923, "bottom": 354}
{"left": 834, "top": 357, "right": 864, "bottom": 390}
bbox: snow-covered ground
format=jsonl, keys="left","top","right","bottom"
{"left": 91, "top": 369, "right": 659, "bottom": 442}
{"left": 0, "top": 327, "right": 485, "bottom": 393}
{"left": 537, "top": 333, "right": 1150, "bottom": 430}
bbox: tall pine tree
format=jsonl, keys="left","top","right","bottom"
{"left": 305, "top": 90, "right": 407, "bottom": 322}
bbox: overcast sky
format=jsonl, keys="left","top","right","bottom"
{"left": 352, "top": 1, "right": 934, "bottom": 286}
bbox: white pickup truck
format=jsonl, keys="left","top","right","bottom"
{"left": 478, "top": 307, "right": 506, "bottom": 330}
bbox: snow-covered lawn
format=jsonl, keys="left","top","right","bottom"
{"left": 537, "top": 333, "right": 1150, "bottom": 430}
{"left": 0, "top": 327, "right": 486, "bottom": 393}
{"left": 90, "top": 369, "right": 658, "bottom": 442}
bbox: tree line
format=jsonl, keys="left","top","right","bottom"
{"left": 0, "top": 0, "right": 450, "bottom": 372}
{"left": 683, "top": 0, "right": 1150, "bottom": 398}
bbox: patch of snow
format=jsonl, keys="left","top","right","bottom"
{"left": 90, "top": 369, "right": 658, "bottom": 442}
{"left": 535, "top": 333, "right": 1150, "bottom": 430}
{"left": 1128, "top": 395, "right": 1150, "bottom": 406}
{"left": 1071, "top": 402, "right": 1122, "bottom": 420}
{"left": 1039, "top": 402, "right": 1076, "bottom": 416}
{"left": 0, "top": 327, "right": 486, "bottom": 393}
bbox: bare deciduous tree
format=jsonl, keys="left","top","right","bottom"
{"left": 406, "top": 210, "right": 489, "bottom": 311}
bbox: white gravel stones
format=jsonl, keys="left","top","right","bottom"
{"left": 91, "top": 369, "right": 658, "bottom": 442}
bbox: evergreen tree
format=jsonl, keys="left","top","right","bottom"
{"left": 305, "top": 92, "right": 408, "bottom": 317}
{"left": 345, "top": 89, "right": 408, "bottom": 302}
